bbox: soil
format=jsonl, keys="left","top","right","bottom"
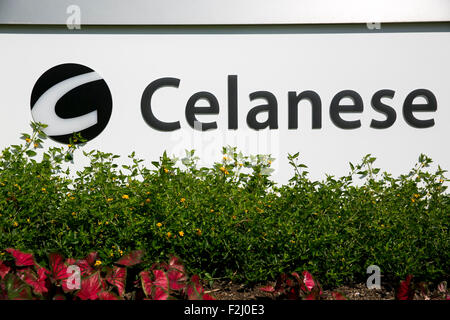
{"left": 204, "top": 280, "right": 446, "bottom": 300}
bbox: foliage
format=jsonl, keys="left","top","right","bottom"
{"left": 0, "top": 122, "right": 448, "bottom": 287}
{"left": 0, "top": 248, "right": 213, "bottom": 300}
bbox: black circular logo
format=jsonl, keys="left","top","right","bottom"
{"left": 30, "top": 63, "right": 112, "bottom": 144}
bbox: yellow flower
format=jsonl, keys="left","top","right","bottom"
{"left": 72, "top": 212, "right": 76, "bottom": 216}
{"left": 13, "top": 221, "right": 18, "bottom": 227}
{"left": 146, "top": 198, "right": 151, "bottom": 203}
{"left": 232, "top": 215, "right": 237, "bottom": 220}
{"left": 210, "top": 209, "right": 214, "bottom": 213}
{"left": 119, "top": 250, "right": 123, "bottom": 256}
{"left": 110, "top": 252, "right": 114, "bottom": 257}
{"left": 122, "top": 195, "right": 129, "bottom": 199}
{"left": 33, "top": 143, "right": 38, "bottom": 148}
{"left": 411, "top": 198, "right": 415, "bottom": 203}
{"left": 219, "top": 167, "right": 226, "bottom": 172}
{"left": 25, "top": 138, "right": 31, "bottom": 143}
{"left": 68, "top": 144, "right": 73, "bottom": 148}
{"left": 338, "top": 215, "right": 341, "bottom": 219}
{"left": 41, "top": 187, "right": 46, "bottom": 192}
{"left": 27, "top": 218, "right": 30, "bottom": 223}
{"left": 70, "top": 196, "right": 75, "bottom": 200}
{"left": 156, "top": 222, "right": 162, "bottom": 228}
{"left": 180, "top": 198, "right": 185, "bottom": 203}
{"left": 164, "top": 168, "right": 169, "bottom": 173}
{"left": 239, "top": 163, "right": 243, "bottom": 167}
{"left": 341, "top": 258, "right": 345, "bottom": 262}
{"left": 167, "top": 232, "right": 172, "bottom": 238}
{"left": 94, "top": 260, "right": 102, "bottom": 267}
{"left": 224, "top": 170, "right": 229, "bottom": 175}
{"left": 196, "top": 229, "right": 202, "bottom": 236}
{"left": 179, "top": 231, "right": 184, "bottom": 237}
{"left": 105, "top": 221, "right": 109, "bottom": 225}
{"left": 381, "top": 224, "right": 385, "bottom": 228}
{"left": 290, "top": 240, "right": 295, "bottom": 244}
{"left": 268, "top": 160, "right": 272, "bottom": 165}
{"left": 414, "top": 193, "right": 420, "bottom": 198}
{"left": 107, "top": 198, "right": 113, "bottom": 202}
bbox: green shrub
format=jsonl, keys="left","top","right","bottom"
{"left": 0, "top": 123, "right": 448, "bottom": 287}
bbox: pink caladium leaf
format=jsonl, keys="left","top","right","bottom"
{"left": 140, "top": 271, "right": 153, "bottom": 298}
{"left": 259, "top": 285, "right": 275, "bottom": 293}
{"left": 187, "top": 275, "right": 207, "bottom": 300}
{"left": 75, "top": 259, "right": 93, "bottom": 277}
{"left": 76, "top": 272, "right": 102, "bottom": 300}
{"left": 332, "top": 291, "right": 348, "bottom": 300}
{"left": 115, "top": 250, "right": 144, "bottom": 267}
{"left": 202, "top": 293, "right": 215, "bottom": 300}
{"left": 151, "top": 269, "right": 169, "bottom": 299}
{"left": 167, "top": 268, "right": 187, "bottom": 291}
{"left": 5, "top": 274, "right": 33, "bottom": 300}
{"left": 153, "top": 286, "right": 169, "bottom": 300}
{"left": 17, "top": 268, "right": 49, "bottom": 295}
{"left": 0, "top": 260, "right": 11, "bottom": 280}
{"left": 397, "top": 275, "right": 414, "bottom": 300}
{"left": 168, "top": 256, "right": 185, "bottom": 273}
{"left": 5, "top": 248, "right": 35, "bottom": 267}
{"left": 48, "top": 253, "right": 69, "bottom": 282}
{"left": 84, "top": 252, "right": 98, "bottom": 266}
{"left": 98, "top": 290, "right": 120, "bottom": 300}
{"left": 302, "top": 271, "right": 315, "bottom": 291}
{"left": 106, "top": 266, "right": 127, "bottom": 297}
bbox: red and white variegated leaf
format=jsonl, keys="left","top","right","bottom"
{"left": 332, "top": 291, "right": 347, "bottom": 300}
{"left": 187, "top": 275, "right": 206, "bottom": 300}
{"left": 98, "top": 290, "right": 120, "bottom": 300}
{"left": 106, "top": 266, "right": 127, "bottom": 297}
{"left": 48, "top": 253, "right": 69, "bottom": 282}
{"left": 168, "top": 256, "right": 185, "bottom": 273}
{"left": 0, "top": 260, "right": 10, "bottom": 280}
{"left": 84, "top": 252, "right": 98, "bottom": 266}
{"left": 167, "top": 268, "right": 187, "bottom": 291}
{"left": 140, "top": 271, "right": 153, "bottom": 298}
{"left": 153, "top": 286, "right": 169, "bottom": 300}
{"left": 76, "top": 272, "right": 102, "bottom": 300}
{"left": 5, "top": 248, "right": 35, "bottom": 267}
{"left": 17, "top": 266, "right": 49, "bottom": 295}
{"left": 115, "top": 250, "right": 144, "bottom": 267}
{"left": 302, "top": 271, "right": 316, "bottom": 291}
{"left": 259, "top": 285, "right": 275, "bottom": 293}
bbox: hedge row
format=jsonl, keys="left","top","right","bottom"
{"left": 0, "top": 123, "right": 448, "bottom": 287}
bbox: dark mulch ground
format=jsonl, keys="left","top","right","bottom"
{"left": 204, "top": 281, "right": 447, "bottom": 300}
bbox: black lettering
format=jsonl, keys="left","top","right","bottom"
{"left": 330, "top": 90, "right": 363, "bottom": 129}
{"left": 185, "top": 92, "right": 219, "bottom": 131}
{"left": 403, "top": 89, "right": 437, "bottom": 128}
{"left": 370, "top": 89, "right": 397, "bottom": 129}
{"left": 288, "top": 90, "right": 322, "bottom": 129}
{"left": 141, "top": 77, "right": 181, "bottom": 131}
{"left": 247, "top": 91, "right": 278, "bottom": 130}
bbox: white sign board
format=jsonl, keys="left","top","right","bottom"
{"left": 0, "top": 27, "right": 449, "bottom": 183}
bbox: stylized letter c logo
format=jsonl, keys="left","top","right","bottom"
{"left": 30, "top": 63, "right": 113, "bottom": 144}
